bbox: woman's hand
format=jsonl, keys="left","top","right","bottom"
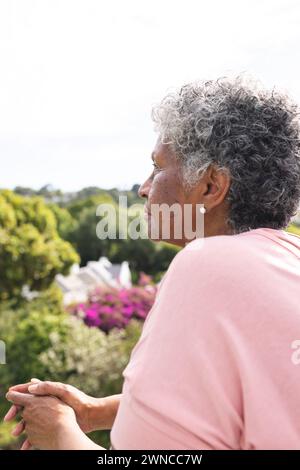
{"left": 6, "top": 390, "right": 102, "bottom": 449}
{"left": 5, "top": 380, "right": 121, "bottom": 434}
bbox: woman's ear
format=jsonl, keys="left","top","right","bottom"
{"left": 202, "top": 166, "right": 231, "bottom": 209}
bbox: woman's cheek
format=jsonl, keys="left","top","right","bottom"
{"left": 149, "top": 174, "right": 176, "bottom": 205}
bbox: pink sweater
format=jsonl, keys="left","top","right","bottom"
{"left": 110, "top": 228, "right": 300, "bottom": 450}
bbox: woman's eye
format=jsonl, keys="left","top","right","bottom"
{"left": 152, "top": 162, "right": 161, "bottom": 172}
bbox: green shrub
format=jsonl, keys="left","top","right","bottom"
{"left": 39, "top": 317, "right": 142, "bottom": 397}
{"left": 0, "top": 190, "right": 79, "bottom": 300}
{"left": 0, "top": 291, "right": 142, "bottom": 449}
{"left": 287, "top": 223, "right": 300, "bottom": 236}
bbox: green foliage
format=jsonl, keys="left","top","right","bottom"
{"left": 287, "top": 223, "right": 300, "bottom": 236}
{"left": 67, "top": 193, "right": 115, "bottom": 219}
{"left": 47, "top": 202, "right": 78, "bottom": 240}
{"left": 67, "top": 194, "right": 179, "bottom": 275}
{"left": 7, "top": 187, "right": 178, "bottom": 279}
{"left": 110, "top": 238, "right": 179, "bottom": 282}
{"left": 0, "top": 186, "right": 175, "bottom": 448}
{"left": 39, "top": 317, "right": 142, "bottom": 397}
{"left": 0, "top": 410, "right": 18, "bottom": 450}
{"left": 0, "top": 289, "right": 68, "bottom": 386}
{"left": 0, "top": 290, "right": 142, "bottom": 449}
{"left": 0, "top": 190, "right": 79, "bottom": 300}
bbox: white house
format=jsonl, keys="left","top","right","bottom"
{"left": 55, "top": 256, "right": 132, "bottom": 305}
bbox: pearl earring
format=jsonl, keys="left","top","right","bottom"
{"left": 199, "top": 206, "right": 206, "bottom": 214}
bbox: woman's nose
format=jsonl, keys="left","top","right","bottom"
{"left": 138, "top": 178, "right": 151, "bottom": 199}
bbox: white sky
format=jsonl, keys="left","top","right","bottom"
{"left": 1, "top": 0, "right": 300, "bottom": 191}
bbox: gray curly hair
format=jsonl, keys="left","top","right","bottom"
{"left": 151, "top": 76, "right": 300, "bottom": 234}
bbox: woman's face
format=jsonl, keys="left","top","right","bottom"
{"left": 138, "top": 139, "right": 232, "bottom": 245}
{"left": 138, "top": 140, "right": 196, "bottom": 246}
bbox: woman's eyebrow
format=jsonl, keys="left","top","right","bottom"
{"left": 151, "top": 152, "right": 155, "bottom": 161}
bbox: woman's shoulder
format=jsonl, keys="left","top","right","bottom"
{"left": 163, "top": 228, "right": 279, "bottom": 307}
{"left": 173, "top": 229, "right": 262, "bottom": 272}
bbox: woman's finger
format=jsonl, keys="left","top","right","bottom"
{"left": 20, "top": 438, "right": 32, "bottom": 451}
{"left": 3, "top": 404, "right": 22, "bottom": 422}
{"left": 9, "top": 378, "right": 41, "bottom": 393}
{"left": 11, "top": 419, "right": 26, "bottom": 437}
{"left": 9, "top": 382, "right": 33, "bottom": 393}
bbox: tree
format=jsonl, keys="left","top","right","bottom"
{"left": 67, "top": 193, "right": 115, "bottom": 219}
{"left": 67, "top": 194, "right": 117, "bottom": 266}
{"left": 47, "top": 202, "right": 78, "bottom": 240}
{"left": 68, "top": 193, "right": 179, "bottom": 277}
{"left": 0, "top": 190, "right": 79, "bottom": 300}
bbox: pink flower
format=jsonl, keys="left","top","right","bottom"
{"left": 71, "top": 274, "right": 158, "bottom": 333}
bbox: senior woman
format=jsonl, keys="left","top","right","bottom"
{"left": 5, "top": 76, "right": 300, "bottom": 450}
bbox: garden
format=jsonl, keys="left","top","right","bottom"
{"left": 0, "top": 187, "right": 178, "bottom": 449}
{"left": 0, "top": 186, "right": 299, "bottom": 449}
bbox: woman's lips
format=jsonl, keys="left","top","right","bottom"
{"left": 144, "top": 206, "right": 151, "bottom": 219}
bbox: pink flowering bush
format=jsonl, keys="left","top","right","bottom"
{"left": 70, "top": 273, "right": 157, "bottom": 333}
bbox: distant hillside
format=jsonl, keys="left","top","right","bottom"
{"left": 13, "top": 184, "right": 141, "bottom": 207}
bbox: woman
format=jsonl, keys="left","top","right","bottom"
{"left": 5, "top": 76, "right": 300, "bottom": 449}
